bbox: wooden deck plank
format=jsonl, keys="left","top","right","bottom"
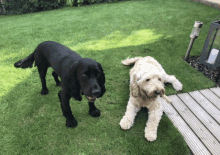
{"left": 169, "top": 94, "right": 220, "bottom": 155}
{"left": 210, "top": 87, "right": 220, "bottom": 98}
{"left": 189, "top": 90, "right": 220, "bottom": 124}
{"left": 200, "top": 89, "right": 220, "bottom": 110}
{"left": 161, "top": 97, "right": 211, "bottom": 155}
{"left": 180, "top": 92, "right": 220, "bottom": 141}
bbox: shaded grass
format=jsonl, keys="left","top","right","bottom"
{"left": 0, "top": 0, "right": 219, "bottom": 154}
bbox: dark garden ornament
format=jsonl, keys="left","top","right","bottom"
{"left": 199, "top": 15, "right": 220, "bottom": 82}
{"left": 199, "top": 16, "right": 220, "bottom": 70}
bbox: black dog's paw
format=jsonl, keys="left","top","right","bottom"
{"left": 66, "top": 118, "right": 78, "bottom": 128}
{"left": 89, "top": 109, "right": 101, "bottom": 117}
{"left": 41, "top": 88, "right": 49, "bottom": 95}
{"left": 74, "top": 95, "right": 82, "bottom": 101}
{"left": 58, "top": 91, "right": 61, "bottom": 101}
{"left": 56, "top": 82, "right": 61, "bottom": 87}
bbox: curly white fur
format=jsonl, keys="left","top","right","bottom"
{"left": 119, "top": 56, "right": 183, "bottom": 141}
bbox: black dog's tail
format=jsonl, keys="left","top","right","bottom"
{"left": 14, "top": 53, "right": 35, "bottom": 68}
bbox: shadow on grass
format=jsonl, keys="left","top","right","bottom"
{"left": 2, "top": 33, "right": 209, "bottom": 154}
{"left": 3, "top": 30, "right": 215, "bottom": 125}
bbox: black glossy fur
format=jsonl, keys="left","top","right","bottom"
{"left": 14, "top": 41, "right": 106, "bottom": 128}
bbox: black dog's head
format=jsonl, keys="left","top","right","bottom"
{"left": 66, "top": 58, "right": 105, "bottom": 102}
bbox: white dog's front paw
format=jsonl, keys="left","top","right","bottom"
{"left": 145, "top": 131, "right": 157, "bottom": 142}
{"left": 119, "top": 116, "right": 134, "bottom": 130}
{"left": 173, "top": 80, "right": 183, "bottom": 91}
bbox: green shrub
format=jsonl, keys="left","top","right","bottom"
{"left": 1, "top": 0, "right": 65, "bottom": 14}
{"left": 65, "top": 0, "right": 76, "bottom": 6}
{"left": 0, "top": 0, "right": 125, "bottom": 15}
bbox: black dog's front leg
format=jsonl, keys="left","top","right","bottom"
{"left": 52, "top": 71, "right": 61, "bottom": 86}
{"left": 89, "top": 102, "right": 100, "bottom": 117}
{"left": 58, "top": 90, "right": 78, "bottom": 128}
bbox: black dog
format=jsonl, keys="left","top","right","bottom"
{"left": 14, "top": 41, "right": 106, "bottom": 128}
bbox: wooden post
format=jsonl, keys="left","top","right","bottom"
{"left": 185, "top": 38, "right": 195, "bottom": 61}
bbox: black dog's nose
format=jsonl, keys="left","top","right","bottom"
{"left": 154, "top": 91, "right": 161, "bottom": 95}
{"left": 92, "top": 89, "right": 101, "bottom": 96}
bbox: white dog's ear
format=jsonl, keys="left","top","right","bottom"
{"left": 130, "top": 74, "right": 140, "bottom": 97}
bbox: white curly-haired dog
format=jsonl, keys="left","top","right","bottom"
{"left": 119, "top": 56, "right": 183, "bottom": 141}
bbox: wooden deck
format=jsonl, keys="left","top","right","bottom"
{"left": 161, "top": 87, "right": 220, "bottom": 155}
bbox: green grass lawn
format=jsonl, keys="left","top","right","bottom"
{"left": 0, "top": 0, "right": 219, "bottom": 154}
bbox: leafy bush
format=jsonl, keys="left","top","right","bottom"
{"left": 0, "top": 0, "right": 124, "bottom": 15}
{"left": 0, "top": 0, "right": 66, "bottom": 14}
{"left": 65, "top": 0, "right": 76, "bottom": 6}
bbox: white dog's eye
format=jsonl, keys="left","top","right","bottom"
{"left": 146, "top": 79, "right": 150, "bottom": 82}
{"left": 158, "top": 78, "right": 162, "bottom": 81}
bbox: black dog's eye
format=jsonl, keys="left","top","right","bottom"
{"left": 82, "top": 74, "right": 86, "bottom": 77}
{"left": 146, "top": 79, "right": 150, "bottom": 82}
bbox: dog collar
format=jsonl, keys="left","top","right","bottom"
{"left": 86, "top": 96, "right": 96, "bottom": 102}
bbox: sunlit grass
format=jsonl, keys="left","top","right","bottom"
{"left": 71, "top": 29, "right": 163, "bottom": 51}
{"left": 0, "top": 66, "right": 32, "bottom": 97}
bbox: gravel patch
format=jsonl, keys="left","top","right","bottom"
{"left": 186, "top": 56, "right": 220, "bottom": 86}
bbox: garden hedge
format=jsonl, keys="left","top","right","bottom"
{"left": 0, "top": 0, "right": 126, "bottom": 15}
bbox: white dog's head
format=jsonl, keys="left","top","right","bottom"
{"left": 130, "top": 69, "right": 165, "bottom": 99}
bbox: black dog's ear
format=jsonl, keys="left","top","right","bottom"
{"left": 64, "top": 63, "right": 82, "bottom": 101}
{"left": 97, "top": 62, "right": 106, "bottom": 98}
